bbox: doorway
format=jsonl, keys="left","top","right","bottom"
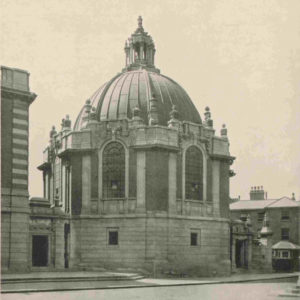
{"left": 235, "top": 239, "right": 248, "bottom": 268}
{"left": 64, "top": 224, "right": 70, "bottom": 268}
{"left": 32, "top": 235, "right": 49, "bottom": 267}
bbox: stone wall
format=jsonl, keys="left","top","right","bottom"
{"left": 1, "top": 66, "right": 36, "bottom": 272}
{"left": 74, "top": 215, "right": 231, "bottom": 276}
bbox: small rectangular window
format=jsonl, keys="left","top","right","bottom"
{"left": 257, "top": 212, "right": 265, "bottom": 222}
{"left": 191, "top": 233, "right": 198, "bottom": 246}
{"left": 108, "top": 229, "right": 119, "bottom": 245}
{"left": 281, "top": 210, "right": 289, "bottom": 220}
{"left": 240, "top": 214, "right": 247, "bottom": 222}
{"left": 281, "top": 228, "right": 289, "bottom": 240}
{"left": 190, "top": 229, "right": 200, "bottom": 246}
{"left": 282, "top": 251, "right": 289, "bottom": 258}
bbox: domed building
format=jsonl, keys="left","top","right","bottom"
{"left": 36, "top": 17, "right": 235, "bottom": 276}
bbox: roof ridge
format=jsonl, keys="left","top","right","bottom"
{"left": 265, "top": 198, "right": 281, "bottom": 208}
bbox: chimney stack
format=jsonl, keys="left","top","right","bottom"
{"left": 250, "top": 186, "right": 265, "bottom": 200}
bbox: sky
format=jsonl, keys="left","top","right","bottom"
{"left": 1, "top": 0, "right": 299, "bottom": 200}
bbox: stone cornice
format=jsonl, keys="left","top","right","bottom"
{"left": 1, "top": 86, "right": 37, "bottom": 104}
{"left": 57, "top": 148, "right": 94, "bottom": 159}
{"left": 37, "top": 162, "right": 51, "bottom": 171}
{"left": 132, "top": 144, "right": 179, "bottom": 152}
{"left": 210, "top": 153, "right": 236, "bottom": 163}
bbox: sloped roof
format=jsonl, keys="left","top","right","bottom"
{"left": 268, "top": 197, "right": 300, "bottom": 208}
{"left": 230, "top": 197, "right": 300, "bottom": 211}
{"left": 272, "top": 241, "right": 300, "bottom": 250}
{"left": 230, "top": 199, "right": 277, "bottom": 211}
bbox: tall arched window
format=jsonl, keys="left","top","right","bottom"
{"left": 185, "top": 146, "right": 203, "bottom": 200}
{"left": 103, "top": 142, "right": 125, "bottom": 198}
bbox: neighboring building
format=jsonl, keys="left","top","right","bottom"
{"left": 33, "top": 17, "right": 235, "bottom": 276}
{"left": 1, "top": 66, "right": 37, "bottom": 272}
{"left": 230, "top": 186, "right": 300, "bottom": 272}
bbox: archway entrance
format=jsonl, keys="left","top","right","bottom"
{"left": 32, "top": 235, "right": 48, "bottom": 267}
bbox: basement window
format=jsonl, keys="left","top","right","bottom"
{"left": 107, "top": 228, "right": 119, "bottom": 246}
{"left": 190, "top": 229, "right": 200, "bottom": 246}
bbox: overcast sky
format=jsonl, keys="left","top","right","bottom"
{"left": 1, "top": 0, "right": 299, "bottom": 200}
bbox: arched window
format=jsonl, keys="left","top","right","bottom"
{"left": 102, "top": 142, "right": 125, "bottom": 198}
{"left": 185, "top": 146, "right": 203, "bottom": 200}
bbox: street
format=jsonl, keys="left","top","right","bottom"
{"left": 1, "top": 282, "right": 296, "bottom": 300}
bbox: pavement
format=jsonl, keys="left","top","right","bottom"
{"left": 1, "top": 270, "right": 299, "bottom": 294}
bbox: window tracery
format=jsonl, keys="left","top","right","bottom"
{"left": 185, "top": 146, "right": 203, "bottom": 200}
{"left": 102, "top": 142, "right": 125, "bottom": 198}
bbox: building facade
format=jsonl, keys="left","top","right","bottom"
{"left": 1, "top": 66, "right": 37, "bottom": 272}
{"left": 2, "top": 17, "right": 235, "bottom": 276}
{"left": 230, "top": 187, "right": 300, "bottom": 272}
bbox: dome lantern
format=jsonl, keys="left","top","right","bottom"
{"left": 123, "top": 16, "right": 158, "bottom": 72}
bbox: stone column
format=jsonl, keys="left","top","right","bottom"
{"left": 61, "top": 164, "right": 66, "bottom": 209}
{"left": 140, "top": 44, "right": 144, "bottom": 60}
{"left": 82, "top": 155, "right": 91, "bottom": 214}
{"left": 168, "top": 152, "right": 177, "bottom": 214}
{"left": 212, "top": 160, "right": 220, "bottom": 217}
{"left": 136, "top": 151, "right": 146, "bottom": 213}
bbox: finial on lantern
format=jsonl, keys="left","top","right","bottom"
{"left": 138, "top": 16, "right": 143, "bottom": 29}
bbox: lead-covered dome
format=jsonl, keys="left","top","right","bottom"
{"left": 74, "top": 17, "right": 202, "bottom": 130}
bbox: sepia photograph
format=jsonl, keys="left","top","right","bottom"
{"left": 1, "top": 0, "right": 300, "bottom": 299}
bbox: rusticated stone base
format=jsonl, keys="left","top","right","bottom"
{"left": 70, "top": 214, "right": 231, "bottom": 277}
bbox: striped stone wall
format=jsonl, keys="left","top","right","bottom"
{"left": 12, "top": 100, "right": 29, "bottom": 190}
{"left": 1, "top": 66, "right": 36, "bottom": 272}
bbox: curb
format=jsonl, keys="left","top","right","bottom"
{"left": 2, "top": 275, "right": 144, "bottom": 284}
{"left": 1, "top": 274, "right": 299, "bottom": 294}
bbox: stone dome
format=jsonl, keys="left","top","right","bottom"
{"left": 74, "top": 17, "right": 202, "bottom": 130}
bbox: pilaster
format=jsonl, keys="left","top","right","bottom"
{"left": 82, "top": 155, "right": 91, "bottom": 214}
{"left": 168, "top": 152, "right": 177, "bottom": 214}
{"left": 136, "top": 151, "right": 146, "bottom": 212}
{"left": 212, "top": 160, "right": 220, "bottom": 217}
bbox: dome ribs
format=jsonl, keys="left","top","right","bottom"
{"left": 91, "top": 82, "right": 107, "bottom": 108}
{"left": 163, "top": 76, "right": 183, "bottom": 118}
{"left": 73, "top": 105, "right": 85, "bottom": 131}
{"left": 96, "top": 73, "right": 121, "bottom": 123}
{"left": 75, "top": 70, "right": 202, "bottom": 129}
{"left": 149, "top": 72, "right": 170, "bottom": 125}
{"left": 138, "top": 71, "right": 148, "bottom": 123}
{"left": 162, "top": 74, "right": 202, "bottom": 124}
{"left": 128, "top": 72, "right": 139, "bottom": 118}
{"left": 143, "top": 69, "right": 152, "bottom": 122}
{"left": 119, "top": 72, "right": 134, "bottom": 119}
{"left": 101, "top": 73, "right": 124, "bottom": 121}
{"left": 73, "top": 83, "right": 107, "bottom": 130}
{"left": 108, "top": 73, "right": 127, "bottom": 120}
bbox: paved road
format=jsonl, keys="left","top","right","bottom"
{"left": 1, "top": 282, "right": 296, "bottom": 300}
